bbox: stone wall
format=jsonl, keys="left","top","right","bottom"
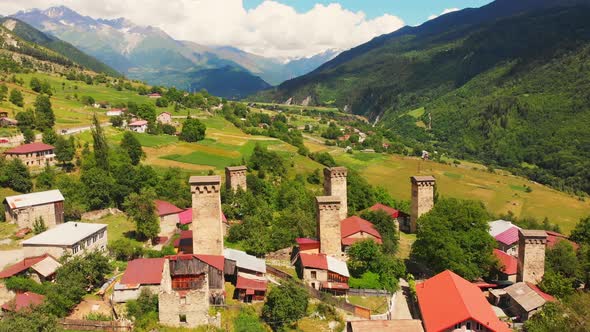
{"left": 225, "top": 166, "right": 247, "bottom": 192}
{"left": 323, "top": 167, "right": 348, "bottom": 220}
{"left": 517, "top": 230, "right": 547, "bottom": 284}
{"left": 8, "top": 202, "right": 61, "bottom": 230}
{"left": 5, "top": 150, "right": 56, "bottom": 168}
{"left": 81, "top": 208, "right": 123, "bottom": 221}
{"left": 159, "top": 214, "right": 179, "bottom": 237}
{"left": 410, "top": 176, "right": 435, "bottom": 233}
{"left": 303, "top": 268, "right": 328, "bottom": 290}
{"left": 316, "top": 196, "right": 342, "bottom": 256}
{"left": 159, "top": 276, "right": 210, "bottom": 328}
{"left": 190, "top": 176, "right": 223, "bottom": 256}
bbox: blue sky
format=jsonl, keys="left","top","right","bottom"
{"left": 244, "top": 0, "right": 493, "bottom": 26}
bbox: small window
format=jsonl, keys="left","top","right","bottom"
{"left": 72, "top": 245, "right": 79, "bottom": 254}
{"left": 180, "top": 297, "right": 187, "bottom": 304}
{"left": 466, "top": 322, "right": 471, "bottom": 330}
{"left": 455, "top": 323, "right": 462, "bottom": 329}
{"left": 179, "top": 314, "right": 187, "bottom": 323}
{"left": 311, "top": 271, "right": 317, "bottom": 279}
{"left": 476, "top": 323, "right": 482, "bottom": 330}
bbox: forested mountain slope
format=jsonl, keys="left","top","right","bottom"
{"left": 257, "top": 1, "right": 590, "bottom": 195}
{"left": 0, "top": 17, "right": 118, "bottom": 76}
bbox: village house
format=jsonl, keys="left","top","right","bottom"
{"left": 489, "top": 282, "right": 555, "bottom": 321}
{"left": 295, "top": 253, "right": 350, "bottom": 295}
{"left": 0, "top": 254, "right": 61, "bottom": 282}
{"left": 128, "top": 120, "right": 148, "bottom": 133}
{"left": 368, "top": 203, "right": 411, "bottom": 233}
{"left": 158, "top": 254, "right": 224, "bottom": 328}
{"left": 3, "top": 190, "right": 65, "bottom": 230}
{"left": 0, "top": 116, "right": 17, "bottom": 127}
{"left": 3, "top": 142, "right": 56, "bottom": 168}
{"left": 22, "top": 222, "right": 107, "bottom": 259}
{"left": 493, "top": 249, "right": 518, "bottom": 283}
{"left": 106, "top": 108, "right": 125, "bottom": 117}
{"left": 341, "top": 216, "right": 382, "bottom": 250}
{"left": 113, "top": 258, "right": 167, "bottom": 303}
{"left": 157, "top": 112, "right": 173, "bottom": 125}
{"left": 346, "top": 320, "right": 424, "bottom": 332}
{"left": 1, "top": 292, "right": 45, "bottom": 313}
{"left": 148, "top": 93, "right": 162, "bottom": 99}
{"left": 416, "top": 270, "right": 511, "bottom": 332}
{"left": 224, "top": 248, "right": 267, "bottom": 302}
{"left": 488, "top": 220, "right": 520, "bottom": 256}
{"left": 155, "top": 200, "right": 184, "bottom": 236}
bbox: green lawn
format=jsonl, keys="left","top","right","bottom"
{"left": 85, "top": 213, "right": 138, "bottom": 246}
{"left": 347, "top": 295, "right": 389, "bottom": 315}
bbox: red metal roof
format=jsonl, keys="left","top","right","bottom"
{"left": 368, "top": 203, "right": 401, "bottom": 218}
{"left": 416, "top": 270, "right": 511, "bottom": 332}
{"left": 493, "top": 249, "right": 518, "bottom": 275}
{"left": 4, "top": 142, "right": 54, "bottom": 155}
{"left": 0, "top": 254, "right": 50, "bottom": 279}
{"left": 299, "top": 253, "right": 328, "bottom": 270}
{"left": 129, "top": 120, "right": 148, "bottom": 126}
{"left": 296, "top": 238, "right": 320, "bottom": 245}
{"left": 526, "top": 282, "right": 556, "bottom": 302}
{"left": 177, "top": 208, "right": 227, "bottom": 225}
{"left": 155, "top": 200, "right": 184, "bottom": 217}
{"left": 1, "top": 292, "right": 45, "bottom": 312}
{"left": 340, "top": 216, "right": 382, "bottom": 240}
{"left": 120, "top": 258, "right": 166, "bottom": 285}
{"left": 546, "top": 231, "right": 579, "bottom": 250}
{"left": 236, "top": 275, "right": 267, "bottom": 291}
{"left": 494, "top": 227, "right": 519, "bottom": 246}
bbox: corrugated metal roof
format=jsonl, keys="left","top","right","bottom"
{"left": 495, "top": 227, "right": 520, "bottom": 246}
{"left": 4, "top": 190, "right": 64, "bottom": 209}
{"left": 224, "top": 248, "right": 266, "bottom": 274}
{"left": 31, "top": 256, "right": 61, "bottom": 277}
{"left": 488, "top": 220, "right": 519, "bottom": 237}
{"left": 326, "top": 255, "right": 350, "bottom": 277}
{"left": 504, "top": 282, "right": 548, "bottom": 312}
{"left": 22, "top": 222, "right": 107, "bottom": 246}
{"left": 493, "top": 249, "right": 517, "bottom": 275}
{"left": 120, "top": 258, "right": 166, "bottom": 285}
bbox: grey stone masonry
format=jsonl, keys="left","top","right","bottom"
{"left": 225, "top": 166, "right": 247, "bottom": 192}
{"left": 190, "top": 176, "right": 223, "bottom": 256}
{"left": 410, "top": 176, "right": 436, "bottom": 233}
{"left": 517, "top": 229, "right": 547, "bottom": 284}
{"left": 316, "top": 196, "right": 342, "bottom": 256}
{"left": 323, "top": 167, "right": 348, "bottom": 220}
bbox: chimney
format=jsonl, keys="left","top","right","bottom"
{"left": 189, "top": 175, "right": 223, "bottom": 256}
{"left": 225, "top": 166, "right": 247, "bottom": 192}
{"left": 323, "top": 167, "right": 348, "bottom": 220}
{"left": 316, "top": 196, "right": 342, "bottom": 256}
{"left": 517, "top": 229, "right": 547, "bottom": 284}
{"left": 410, "top": 176, "right": 436, "bottom": 233}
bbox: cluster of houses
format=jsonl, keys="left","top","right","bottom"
{"left": 104, "top": 107, "right": 173, "bottom": 134}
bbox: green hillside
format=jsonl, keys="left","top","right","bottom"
{"left": 257, "top": 3, "right": 590, "bottom": 195}
{"left": 0, "top": 17, "right": 119, "bottom": 76}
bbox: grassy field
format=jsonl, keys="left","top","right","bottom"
{"left": 85, "top": 213, "right": 137, "bottom": 245}
{"left": 346, "top": 295, "right": 389, "bottom": 314}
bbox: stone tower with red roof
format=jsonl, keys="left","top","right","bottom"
{"left": 410, "top": 176, "right": 436, "bottom": 233}
{"left": 190, "top": 176, "right": 223, "bottom": 256}
{"left": 225, "top": 166, "right": 247, "bottom": 192}
{"left": 517, "top": 229, "right": 547, "bottom": 284}
{"left": 316, "top": 196, "right": 342, "bottom": 257}
{"left": 323, "top": 167, "right": 348, "bottom": 220}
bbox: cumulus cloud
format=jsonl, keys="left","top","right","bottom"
{"left": 428, "top": 8, "right": 459, "bottom": 21}
{"left": 0, "top": 0, "right": 406, "bottom": 58}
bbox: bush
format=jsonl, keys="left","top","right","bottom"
{"left": 108, "top": 238, "right": 144, "bottom": 261}
{"left": 234, "top": 308, "right": 266, "bottom": 332}
{"left": 161, "top": 124, "right": 176, "bottom": 135}
{"left": 349, "top": 271, "right": 382, "bottom": 289}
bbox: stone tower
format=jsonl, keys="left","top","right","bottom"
{"left": 517, "top": 229, "right": 547, "bottom": 284}
{"left": 225, "top": 166, "right": 247, "bottom": 192}
{"left": 410, "top": 176, "right": 436, "bottom": 233}
{"left": 190, "top": 176, "right": 223, "bottom": 256}
{"left": 316, "top": 196, "right": 342, "bottom": 257}
{"left": 323, "top": 167, "right": 348, "bottom": 220}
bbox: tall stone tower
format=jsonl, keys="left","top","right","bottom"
{"left": 225, "top": 166, "right": 247, "bottom": 192}
{"left": 517, "top": 229, "right": 547, "bottom": 284}
{"left": 323, "top": 167, "right": 348, "bottom": 220}
{"left": 410, "top": 176, "right": 436, "bottom": 233}
{"left": 316, "top": 196, "right": 342, "bottom": 257}
{"left": 190, "top": 176, "right": 223, "bottom": 256}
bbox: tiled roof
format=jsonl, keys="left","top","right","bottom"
{"left": 119, "top": 258, "right": 166, "bottom": 285}
{"left": 1, "top": 292, "right": 45, "bottom": 312}
{"left": 4, "top": 142, "right": 54, "bottom": 154}
{"left": 493, "top": 249, "right": 517, "bottom": 275}
{"left": 154, "top": 200, "right": 184, "bottom": 217}
{"left": 340, "top": 216, "right": 382, "bottom": 241}
{"left": 495, "top": 227, "right": 520, "bottom": 246}
{"left": 416, "top": 270, "right": 510, "bottom": 332}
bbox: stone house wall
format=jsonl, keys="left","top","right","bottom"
{"left": 6, "top": 202, "right": 62, "bottom": 230}
{"left": 190, "top": 177, "right": 223, "bottom": 256}
{"left": 323, "top": 167, "right": 348, "bottom": 220}
{"left": 5, "top": 149, "right": 56, "bottom": 168}
{"left": 316, "top": 196, "right": 342, "bottom": 256}
{"left": 410, "top": 177, "right": 435, "bottom": 233}
{"left": 303, "top": 268, "right": 328, "bottom": 290}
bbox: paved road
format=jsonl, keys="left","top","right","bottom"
{"left": 59, "top": 122, "right": 111, "bottom": 135}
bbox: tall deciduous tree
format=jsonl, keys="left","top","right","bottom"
{"left": 570, "top": 216, "right": 590, "bottom": 245}
{"left": 91, "top": 113, "right": 109, "bottom": 171}
{"left": 120, "top": 132, "right": 144, "bottom": 166}
{"left": 81, "top": 167, "right": 114, "bottom": 210}
{"left": 9, "top": 89, "right": 23, "bottom": 107}
{"left": 42, "top": 129, "right": 58, "bottom": 145}
{"left": 410, "top": 198, "right": 495, "bottom": 280}
{"left": 179, "top": 118, "right": 206, "bottom": 142}
{"left": 4, "top": 159, "right": 32, "bottom": 193}
{"left": 54, "top": 136, "right": 75, "bottom": 168}
{"left": 34, "top": 95, "right": 54, "bottom": 129}
{"left": 124, "top": 187, "right": 159, "bottom": 240}
{"left": 361, "top": 209, "right": 399, "bottom": 254}
{"left": 262, "top": 281, "right": 309, "bottom": 331}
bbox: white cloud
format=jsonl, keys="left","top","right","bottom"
{"left": 428, "top": 8, "right": 459, "bottom": 21}
{"left": 0, "top": 0, "right": 405, "bottom": 58}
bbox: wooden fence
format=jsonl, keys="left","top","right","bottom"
{"left": 59, "top": 319, "right": 132, "bottom": 331}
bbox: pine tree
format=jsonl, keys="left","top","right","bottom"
{"left": 91, "top": 113, "right": 109, "bottom": 171}
{"left": 120, "top": 132, "right": 144, "bottom": 166}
